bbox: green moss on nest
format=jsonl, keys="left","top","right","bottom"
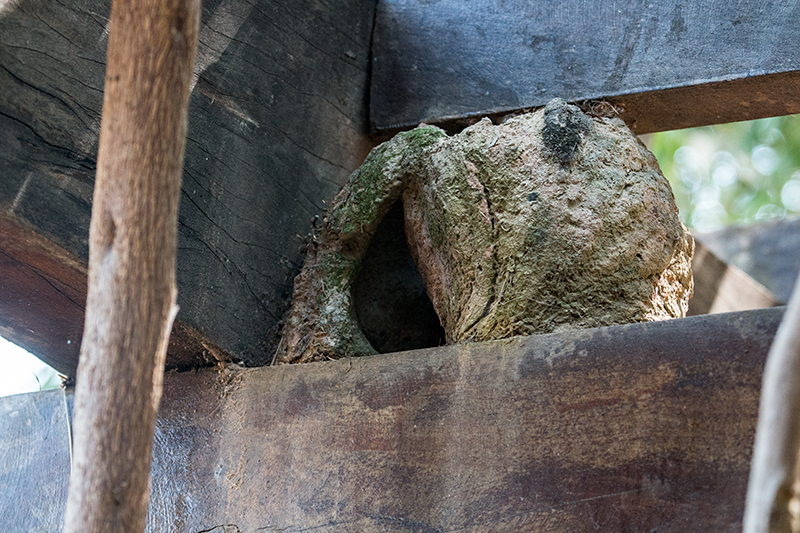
{"left": 331, "top": 126, "right": 446, "bottom": 239}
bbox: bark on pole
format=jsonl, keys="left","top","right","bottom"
{"left": 744, "top": 277, "right": 800, "bottom": 533}
{"left": 63, "top": 0, "right": 200, "bottom": 530}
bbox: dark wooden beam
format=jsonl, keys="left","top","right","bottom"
{"left": 0, "top": 212, "right": 86, "bottom": 374}
{"left": 0, "top": 212, "right": 228, "bottom": 376}
{"left": 0, "top": 0, "right": 377, "bottom": 370}
{"left": 1, "top": 308, "right": 783, "bottom": 531}
{"left": 370, "top": 0, "right": 800, "bottom": 134}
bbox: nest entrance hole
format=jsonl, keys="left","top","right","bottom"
{"left": 352, "top": 201, "right": 445, "bottom": 353}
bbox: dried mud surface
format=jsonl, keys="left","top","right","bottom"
{"left": 275, "top": 99, "right": 693, "bottom": 364}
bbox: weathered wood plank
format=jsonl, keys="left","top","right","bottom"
{"left": 150, "top": 308, "right": 778, "bottom": 532}
{"left": 0, "top": 308, "right": 782, "bottom": 531}
{"left": 370, "top": 0, "right": 800, "bottom": 134}
{"left": 694, "top": 216, "right": 800, "bottom": 304}
{"left": 688, "top": 241, "right": 779, "bottom": 316}
{"left": 0, "top": 388, "right": 72, "bottom": 533}
{"left": 0, "top": 212, "right": 229, "bottom": 376}
{"left": 0, "top": 0, "right": 376, "bottom": 370}
{"left": 0, "top": 213, "right": 86, "bottom": 374}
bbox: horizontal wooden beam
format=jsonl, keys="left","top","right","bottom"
{"left": 370, "top": 0, "right": 800, "bottom": 134}
{"left": 1, "top": 308, "right": 784, "bottom": 531}
{"left": 601, "top": 72, "right": 800, "bottom": 134}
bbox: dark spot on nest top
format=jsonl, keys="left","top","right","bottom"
{"left": 542, "top": 98, "right": 592, "bottom": 166}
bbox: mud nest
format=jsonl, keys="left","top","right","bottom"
{"left": 275, "top": 99, "right": 693, "bottom": 364}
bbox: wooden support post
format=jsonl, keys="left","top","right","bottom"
{"left": 744, "top": 279, "right": 800, "bottom": 532}
{"left": 63, "top": 0, "right": 200, "bottom": 530}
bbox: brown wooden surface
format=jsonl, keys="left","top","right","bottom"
{"left": 695, "top": 216, "right": 800, "bottom": 305}
{"left": 1, "top": 308, "right": 783, "bottom": 532}
{"left": 601, "top": 72, "right": 800, "bottom": 135}
{"left": 688, "top": 240, "right": 779, "bottom": 316}
{"left": 0, "top": 212, "right": 86, "bottom": 374}
{"left": 0, "top": 212, "right": 228, "bottom": 377}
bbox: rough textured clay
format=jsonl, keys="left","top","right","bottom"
{"left": 275, "top": 99, "right": 694, "bottom": 364}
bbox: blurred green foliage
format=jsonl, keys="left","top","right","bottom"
{"left": 645, "top": 114, "right": 800, "bottom": 232}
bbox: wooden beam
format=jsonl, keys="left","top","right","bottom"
{"left": 1, "top": 308, "right": 784, "bottom": 531}
{"left": 0, "top": 212, "right": 228, "bottom": 377}
{"left": 0, "top": 0, "right": 376, "bottom": 369}
{"left": 688, "top": 241, "right": 779, "bottom": 316}
{"left": 694, "top": 216, "right": 800, "bottom": 305}
{"left": 0, "top": 212, "right": 86, "bottom": 374}
{"left": 0, "top": 387, "right": 72, "bottom": 532}
{"left": 370, "top": 0, "right": 800, "bottom": 134}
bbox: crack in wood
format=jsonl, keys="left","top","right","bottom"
{"left": 1, "top": 62, "right": 97, "bottom": 134}
{"left": 195, "top": 525, "right": 242, "bottom": 533}
{"left": 0, "top": 108, "right": 92, "bottom": 164}
{"left": 1, "top": 0, "right": 376, "bottom": 366}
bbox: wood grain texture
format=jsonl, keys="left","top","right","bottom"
{"left": 155, "top": 310, "right": 778, "bottom": 532}
{"left": 0, "top": 388, "right": 72, "bottom": 533}
{"left": 0, "top": 211, "right": 230, "bottom": 377}
{"left": 0, "top": 212, "right": 87, "bottom": 374}
{"left": 0, "top": 0, "right": 376, "bottom": 369}
{"left": 370, "top": 0, "right": 800, "bottom": 134}
{"left": 3, "top": 308, "right": 782, "bottom": 532}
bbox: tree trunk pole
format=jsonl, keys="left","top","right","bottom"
{"left": 744, "top": 277, "right": 800, "bottom": 533}
{"left": 63, "top": 0, "right": 200, "bottom": 529}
